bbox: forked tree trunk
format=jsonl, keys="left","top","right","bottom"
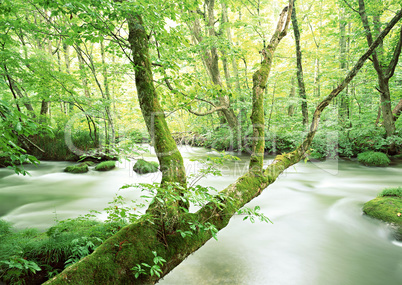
{"left": 358, "top": 0, "right": 402, "bottom": 137}
{"left": 44, "top": 6, "right": 402, "bottom": 285}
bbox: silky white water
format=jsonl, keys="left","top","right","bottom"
{"left": 0, "top": 146, "right": 401, "bottom": 285}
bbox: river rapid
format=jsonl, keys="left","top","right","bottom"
{"left": 0, "top": 146, "right": 401, "bottom": 285}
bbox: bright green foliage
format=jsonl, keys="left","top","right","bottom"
{"left": 357, "top": 151, "right": 391, "bottom": 166}
{"left": 64, "top": 163, "right": 89, "bottom": 173}
{"left": 133, "top": 159, "right": 159, "bottom": 174}
{"left": 378, "top": 187, "right": 402, "bottom": 198}
{"left": 95, "top": 161, "right": 116, "bottom": 171}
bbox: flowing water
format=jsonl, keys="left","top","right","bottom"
{"left": 0, "top": 146, "right": 401, "bottom": 285}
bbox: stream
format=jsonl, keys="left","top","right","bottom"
{"left": 0, "top": 146, "right": 401, "bottom": 285}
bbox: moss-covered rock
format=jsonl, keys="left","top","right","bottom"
{"left": 133, "top": 159, "right": 159, "bottom": 174}
{"left": 363, "top": 187, "right": 402, "bottom": 240}
{"left": 95, "top": 161, "right": 116, "bottom": 171}
{"left": 64, "top": 163, "right": 89, "bottom": 174}
{"left": 357, "top": 151, "right": 390, "bottom": 166}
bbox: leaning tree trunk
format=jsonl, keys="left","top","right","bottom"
{"left": 44, "top": 5, "right": 402, "bottom": 285}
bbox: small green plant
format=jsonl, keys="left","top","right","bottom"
{"left": 131, "top": 251, "right": 166, "bottom": 278}
{"left": 64, "top": 237, "right": 101, "bottom": 268}
{"left": 357, "top": 151, "right": 390, "bottom": 166}
{"left": 95, "top": 160, "right": 116, "bottom": 171}
{"left": 378, "top": 187, "right": 402, "bottom": 198}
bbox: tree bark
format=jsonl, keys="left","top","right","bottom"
{"left": 291, "top": 0, "right": 308, "bottom": 126}
{"left": 44, "top": 6, "right": 402, "bottom": 285}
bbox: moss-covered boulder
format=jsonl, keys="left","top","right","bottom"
{"left": 64, "top": 163, "right": 89, "bottom": 173}
{"left": 95, "top": 161, "right": 116, "bottom": 171}
{"left": 133, "top": 159, "right": 159, "bottom": 174}
{"left": 357, "top": 151, "right": 390, "bottom": 166}
{"left": 363, "top": 187, "right": 402, "bottom": 240}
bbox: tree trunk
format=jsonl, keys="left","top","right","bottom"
{"left": 100, "top": 41, "right": 115, "bottom": 147}
{"left": 291, "top": 0, "right": 308, "bottom": 126}
{"left": 288, "top": 76, "right": 295, "bottom": 116}
{"left": 76, "top": 46, "right": 91, "bottom": 98}
{"left": 43, "top": 5, "right": 402, "bottom": 285}
{"left": 189, "top": 0, "right": 239, "bottom": 136}
{"left": 338, "top": 7, "right": 350, "bottom": 123}
{"left": 126, "top": 15, "right": 187, "bottom": 187}
{"left": 358, "top": 0, "right": 396, "bottom": 137}
{"left": 63, "top": 43, "right": 74, "bottom": 113}
{"left": 250, "top": 3, "right": 293, "bottom": 172}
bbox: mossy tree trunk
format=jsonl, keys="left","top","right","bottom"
{"left": 44, "top": 6, "right": 402, "bottom": 285}
{"left": 249, "top": 2, "right": 293, "bottom": 172}
{"left": 127, "top": 14, "right": 186, "bottom": 188}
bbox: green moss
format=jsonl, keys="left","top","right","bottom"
{"left": 133, "top": 159, "right": 159, "bottom": 174}
{"left": 393, "top": 153, "right": 402, "bottom": 159}
{"left": 357, "top": 151, "right": 390, "bottom": 166}
{"left": 95, "top": 161, "right": 116, "bottom": 171}
{"left": 64, "top": 163, "right": 89, "bottom": 173}
{"left": 363, "top": 196, "right": 402, "bottom": 240}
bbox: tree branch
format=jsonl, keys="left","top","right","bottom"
{"left": 342, "top": 0, "right": 359, "bottom": 14}
{"left": 386, "top": 25, "right": 402, "bottom": 80}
